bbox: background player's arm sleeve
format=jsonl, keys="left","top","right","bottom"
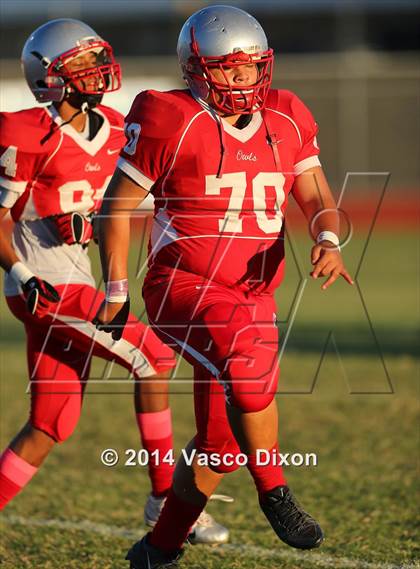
{"left": 0, "top": 113, "right": 44, "bottom": 208}
{"left": 0, "top": 181, "right": 26, "bottom": 208}
{"left": 117, "top": 91, "right": 183, "bottom": 194}
{"left": 290, "top": 95, "right": 321, "bottom": 176}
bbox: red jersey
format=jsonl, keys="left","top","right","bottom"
{"left": 0, "top": 105, "right": 125, "bottom": 295}
{"left": 0, "top": 104, "right": 125, "bottom": 222}
{"left": 118, "top": 89, "right": 320, "bottom": 293}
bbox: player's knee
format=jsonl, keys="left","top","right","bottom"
{"left": 31, "top": 394, "right": 82, "bottom": 443}
{"left": 222, "top": 346, "right": 278, "bottom": 413}
{"left": 210, "top": 456, "right": 241, "bottom": 474}
{"left": 227, "top": 390, "right": 275, "bottom": 413}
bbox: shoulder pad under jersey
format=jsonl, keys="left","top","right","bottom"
{"left": 125, "top": 89, "right": 188, "bottom": 140}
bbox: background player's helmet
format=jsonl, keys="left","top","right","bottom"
{"left": 21, "top": 18, "right": 121, "bottom": 108}
{"left": 177, "top": 5, "right": 273, "bottom": 115}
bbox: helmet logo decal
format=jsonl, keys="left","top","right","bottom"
{"left": 232, "top": 46, "right": 261, "bottom": 54}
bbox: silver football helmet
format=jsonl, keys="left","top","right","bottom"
{"left": 21, "top": 18, "right": 121, "bottom": 105}
{"left": 177, "top": 5, "right": 273, "bottom": 114}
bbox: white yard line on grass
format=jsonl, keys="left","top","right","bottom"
{"left": 3, "top": 514, "right": 141, "bottom": 540}
{"left": 2, "top": 515, "right": 418, "bottom": 569}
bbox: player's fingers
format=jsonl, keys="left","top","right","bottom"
{"left": 112, "top": 327, "right": 123, "bottom": 341}
{"left": 341, "top": 268, "right": 354, "bottom": 285}
{"left": 42, "top": 281, "right": 61, "bottom": 303}
{"left": 311, "top": 244, "right": 322, "bottom": 264}
{"left": 311, "top": 259, "right": 329, "bottom": 278}
{"left": 311, "top": 267, "right": 321, "bottom": 279}
{"left": 319, "top": 262, "right": 335, "bottom": 277}
{"left": 321, "top": 262, "right": 336, "bottom": 277}
{"left": 322, "top": 271, "right": 340, "bottom": 290}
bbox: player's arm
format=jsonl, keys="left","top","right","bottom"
{"left": 93, "top": 168, "right": 148, "bottom": 338}
{"left": 0, "top": 111, "right": 62, "bottom": 317}
{"left": 0, "top": 204, "right": 60, "bottom": 315}
{"left": 0, "top": 206, "right": 20, "bottom": 270}
{"left": 93, "top": 91, "right": 176, "bottom": 337}
{"left": 292, "top": 166, "right": 353, "bottom": 290}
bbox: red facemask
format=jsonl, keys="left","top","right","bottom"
{"left": 186, "top": 31, "right": 273, "bottom": 115}
{"left": 45, "top": 40, "right": 121, "bottom": 96}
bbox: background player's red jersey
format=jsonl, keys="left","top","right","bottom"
{"left": 0, "top": 105, "right": 125, "bottom": 295}
{"left": 118, "top": 89, "right": 320, "bottom": 293}
{"left": 0, "top": 105, "right": 124, "bottom": 221}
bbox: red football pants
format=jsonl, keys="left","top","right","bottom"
{"left": 6, "top": 284, "right": 176, "bottom": 443}
{"left": 144, "top": 268, "right": 280, "bottom": 472}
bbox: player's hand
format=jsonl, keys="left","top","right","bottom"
{"left": 92, "top": 298, "right": 130, "bottom": 341}
{"left": 310, "top": 242, "right": 353, "bottom": 290}
{"left": 22, "top": 276, "right": 61, "bottom": 317}
{"left": 55, "top": 212, "right": 93, "bottom": 246}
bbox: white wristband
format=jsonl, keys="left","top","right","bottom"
{"left": 8, "top": 261, "right": 34, "bottom": 286}
{"left": 105, "top": 279, "right": 129, "bottom": 303}
{"left": 316, "top": 231, "right": 340, "bottom": 249}
{"left": 106, "top": 294, "right": 128, "bottom": 303}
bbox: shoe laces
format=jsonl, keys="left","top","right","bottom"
{"left": 276, "top": 490, "right": 314, "bottom": 532}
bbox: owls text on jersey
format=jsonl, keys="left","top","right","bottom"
{"left": 0, "top": 105, "right": 125, "bottom": 295}
{"left": 118, "top": 88, "right": 321, "bottom": 293}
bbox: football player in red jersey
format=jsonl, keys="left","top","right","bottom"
{"left": 0, "top": 18, "right": 229, "bottom": 545}
{"left": 94, "top": 5, "right": 353, "bottom": 567}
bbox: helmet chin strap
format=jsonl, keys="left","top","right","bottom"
{"left": 65, "top": 86, "right": 103, "bottom": 111}
{"left": 40, "top": 93, "right": 92, "bottom": 145}
{"left": 57, "top": 104, "right": 87, "bottom": 128}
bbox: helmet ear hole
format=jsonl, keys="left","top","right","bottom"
{"left": 45, "top": 75, "right": 66, "bottom": 88}
{"left": 30, "top": 50, "right": 51, "bottom": 68}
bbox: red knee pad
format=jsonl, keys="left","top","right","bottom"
{"left": 31, "top": 392, "right": 82, "bottom": 443}
{"left": 204, "top": 305, "right": 279, "bottom": 413}
{"left": 222, "top": 343, "right": 279, "bottom": 413}
{"left": 226, "top": 385, "right": 276, "bottom": 413}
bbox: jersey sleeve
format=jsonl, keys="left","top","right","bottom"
{"left": 0, "top": 112, "right": 45, "bottom": 208}
{"left": 289, "top": 94, "right": 321, "bottom": 176}
{"left": 117, "top": 90, "right": 184, "bottom": 193}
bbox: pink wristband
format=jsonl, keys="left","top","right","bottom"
{"left": 105, "top": 279, "right": 128, "bottom": 303}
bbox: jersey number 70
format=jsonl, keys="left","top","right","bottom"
{"left": 205, "top": 171, "right": 285, "bottom": 235}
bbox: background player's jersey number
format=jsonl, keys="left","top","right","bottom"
{"left": 205, "top": 171, "right": 285, "bottom": 234}
{"left": 58, "top": 176, "right": 112, "bottom": 213}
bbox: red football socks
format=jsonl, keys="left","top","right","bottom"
{"left": 0, "top": 448, "right": 38, "bottom": 510}
{"left": 246, "top": 442, "right": 287, "bottom": 497}
{"left": 136, "top": 408, "right": 175, "bottom": 497}
{"left": 149, "top": 488, "right": 205, "bottom": 552}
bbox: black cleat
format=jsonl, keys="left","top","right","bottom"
{"left": 259, "top": 486, "right": 324, "bottom": 550}
{"left": 126, "top": 533, "right": 184, "bottom": 568}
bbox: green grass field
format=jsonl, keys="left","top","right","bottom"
{"left": 0, "top": 229, "right": 418, "bottom": 569}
